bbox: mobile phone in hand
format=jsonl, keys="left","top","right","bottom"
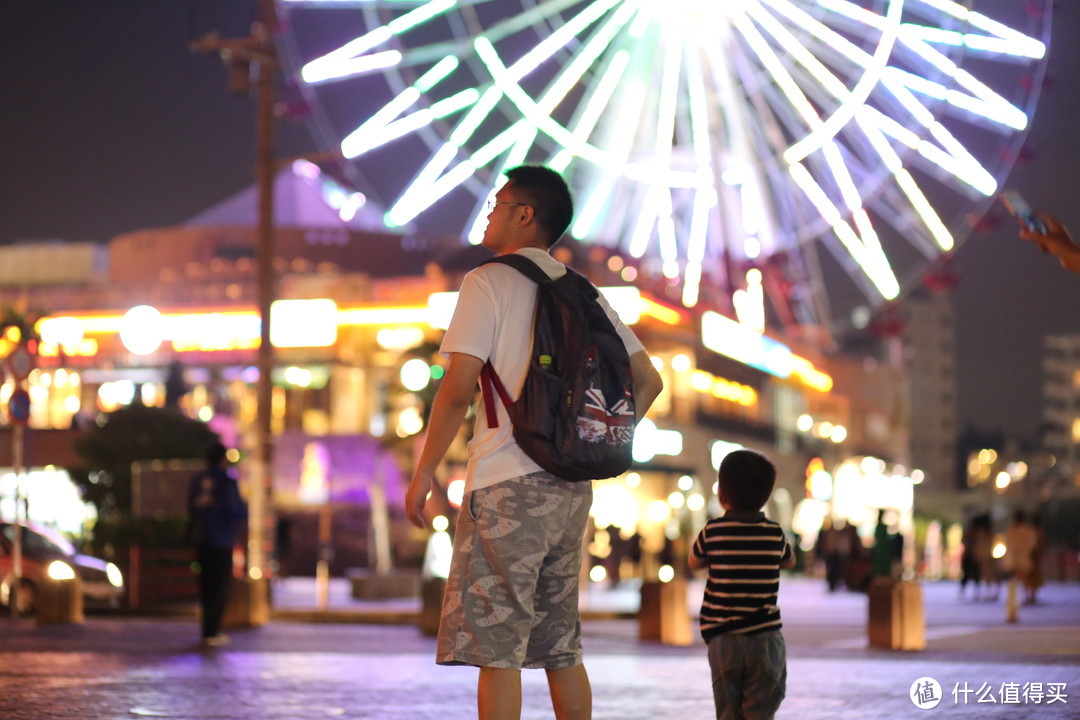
{"left": 1000, "top": 190, "right": 1048, "bottom": 234}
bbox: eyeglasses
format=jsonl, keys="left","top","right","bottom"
{"left": 486, "top": 200, "right": 531, "bottom": 213}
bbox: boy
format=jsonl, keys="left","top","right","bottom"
{"left": 688, "top": 449, "right": 795, "bottom": 720}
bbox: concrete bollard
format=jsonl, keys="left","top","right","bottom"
{"left": 867, "top": 577, "right": 924, "bottom": 651}
{"left": 36, "top": 575, "right": 84, "bottom": 625}
{"left": 639, "top": 578, "right": 693, "bottom": 646}
{"left": 224, "top": 576, "right": 270, "bottom": 629}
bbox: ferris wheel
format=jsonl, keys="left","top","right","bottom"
{"left": 278, "top": 0, "right": 1051, "bottom": 337}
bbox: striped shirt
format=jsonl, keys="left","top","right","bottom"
{"left": 691, "top": 511, "right": 793, "bottom": 642}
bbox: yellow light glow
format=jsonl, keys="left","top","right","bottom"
{"left": 447, "top": 479, "right": 465, "bottom": 508}
{"left": 340, "top": 305, "right": 430, "bottom": 327}
{"left": 47, "top": 560, "right": 76, "bottom": 581}
{"left": 992, "top": 543, "right": 1006, "bottom": 560}
{"left": 667, "top": 491, "right": 685, "bottom": 509}
{"left": 432, "top": 515, "right": 450, "bottom": 532}
{"left": 400, "top": 358, "right": 431, "bottom": 392}
{"left": 791, "top": 354, "right": 833, "bottom": 392}
{"left": 396, "top": 407, "right": 424, "bottom": 437}
{"left": 271, "top": 299, "right": 338, "bottom": 348}
{"left": 647, "top": 500, "right": 671, "bottom": 523}
{"left": 690, "top": 371, "right": 712, "bottom": 392}
{"left": 796, "top": 414, "right": 814, "bottom": 432}
{"left": 677, "top": 475, "right": 693, "bottom": 491}
{"left": 830, "top": 425, "right": 848, "bottom": 443}
{"left": 639, "top": 297, "right": 684, "bottom": 325}
{"left": 994, "top": 472, "right": 1011, "bottom": 490}
{"left": 377, "top": 327, "right": 425, "bottom": 350}
{"left": 625, "top": 473, "right": 641, "bottom": 488}
{"left": 249, "top": 567, "right": 264, "bottom": 580}
{"left": 686, "top": 493, "right": 705, "bottom": 511}
{"left": 658, "top": 564, "right": 675, "bottom": 583}
{"left": 589, "top": 565, "right": 608, "bottom": 583}
{"left": 283, "top": 366, "right": 314, "bottom": 387}
{"left": 671, "top": 354, "right": 692, "bottom": 373}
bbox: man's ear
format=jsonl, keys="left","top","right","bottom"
{"left": 517, "top": 203, "right": 535, "bottom": 227}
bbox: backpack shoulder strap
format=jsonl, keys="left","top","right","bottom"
{"left": 479, "top": 360, "right": 514, "bottom": 428}
{"left": 480, "top": 253, "right": 552, "bottom": 285}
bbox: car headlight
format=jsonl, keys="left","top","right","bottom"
{"left": 47, "top": 560, "right": 77, "bottom": 581}
{"left": 106, "top": 562, "right": 124, "bottom": 588}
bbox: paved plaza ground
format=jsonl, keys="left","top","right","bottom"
{"left": 2, "top": 577, "right": 1078, "bottom": 719}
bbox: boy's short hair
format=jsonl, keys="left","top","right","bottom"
{"left": 718, "top": 449, "right": 776, "bottom": 511}
{"left": 504, "top": 165, "right": 574, "bottom": 247}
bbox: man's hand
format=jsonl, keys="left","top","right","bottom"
{"left": 406, "top": 469, "right": 434, "bottom": 528}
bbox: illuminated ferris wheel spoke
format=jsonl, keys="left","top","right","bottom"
{"left": 898, "top": 33, "right": 1030, "bottom": 130}
{"left": 733, "top": 12, "right": 901, "bottom": 297}
{"left": 300, "top": 0, "right": 457, "bottom": 84}
{"left": 286, "top": 0, "right": 1050, "bottom": 334}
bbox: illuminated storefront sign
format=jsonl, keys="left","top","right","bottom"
{"left": 701, "top": 311, "right": 833, "bottom": 392}
{"left": 702, "top": 310, "right": 793, "bottom": 377}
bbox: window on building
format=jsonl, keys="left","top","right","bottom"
{"left": 1072, "top": 418, "right": 1080, "bottom": 443}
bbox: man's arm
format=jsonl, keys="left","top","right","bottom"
{"left": 629, "top": 350, "right": 663, "bottom": 423}
{"left": 405, "top": 352, "right": 484, "bottom": 528}
{"left": 687, "top": 548, "right": 706, "bottom": 572}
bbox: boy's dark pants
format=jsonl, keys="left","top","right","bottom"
{"left": 707, "top": 629, "right": 786, "bottom": 720}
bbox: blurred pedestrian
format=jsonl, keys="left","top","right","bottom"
{"left": 689, "top": 449, "right": 795, "bottom": 720}
{"left": 1026, "top": 516, "right": 1047, "bottom": 605}
{"left": 959, "top": 515, "right": 981, "bottom": 599}
{"left": 1004, "top": 510, "right": 1038, "bottom": 606}
{"left": 870, "top": 510, "right": 894, "bottom": 580}
{"left": 187, "top": 440, "right": 247, "bottom": 647}
{"left": 818, "top": 516, "right": 843, "bottom": 593}
{"left": 969, "top": 514, "right": 998, "bottom": 601}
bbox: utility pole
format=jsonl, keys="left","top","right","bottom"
{"left": 190, "top": 0, "right": 279, "bottom": 621}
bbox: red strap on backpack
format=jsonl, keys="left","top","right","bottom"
{"left": 479, "top": 361, "right": 514, "bottom": 429}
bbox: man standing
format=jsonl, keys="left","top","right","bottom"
{"left": 406, "top": 165, "right": 663, "bottom": 720}
{"left": 187, "top": 440, "right": 247, "bottom": 647}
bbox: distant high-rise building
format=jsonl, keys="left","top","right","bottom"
{"left": 903, "top": 290, "right": 959, "bottom": 489}
{"left": 1043, "top": 334, "right": 1080, "bottom": 484}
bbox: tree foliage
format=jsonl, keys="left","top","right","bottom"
{"left": 67, "top": 405, "right": 219, "bottom": 555}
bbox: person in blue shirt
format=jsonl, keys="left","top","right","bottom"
{"left": 187, "top": 440, "right": 247, "bottom": 646}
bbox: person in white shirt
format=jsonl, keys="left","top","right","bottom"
{"left": 406, "top": 165, "right": 663, "bottom": 720}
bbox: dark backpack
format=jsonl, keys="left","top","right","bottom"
{"left": 478, "top": 253, "right": 636, "bottom": 482}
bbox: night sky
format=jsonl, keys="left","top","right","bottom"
{"left": 1, "top": 1, "right": 1078, "bottom": 442}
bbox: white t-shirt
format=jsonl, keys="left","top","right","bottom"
{"left": 440, "top": 247, "right": 645, "bottom": 492}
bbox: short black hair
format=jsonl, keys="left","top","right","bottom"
{"left": 206, "top": 440, "right": 228, "bottom": 467}
{"left": 503, "top": 165, "right": 573, "bottom": 247}
{"left": 718, "top": 449, "right": 776, "bottom": 512}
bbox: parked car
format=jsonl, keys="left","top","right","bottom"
{"left": 0, "top": 522, "right": 124, "bottom": 615}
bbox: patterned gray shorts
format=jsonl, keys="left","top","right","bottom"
{"left": 436, "top": 471, "right": 593, "bottom": 670}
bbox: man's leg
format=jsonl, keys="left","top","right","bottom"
{"left": 478, "top": 667, "right": 522, "bottom": 720}
{"left": 546, "top": 664, "right": 592, "bottom": 720}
